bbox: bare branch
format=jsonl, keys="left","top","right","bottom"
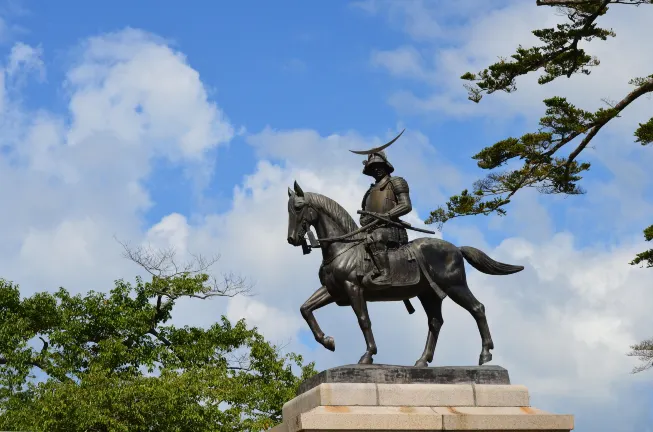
{"left": 208, "top": 272, "right": 254, "bottom": 298}
{"left": 628, "top": 337, "right": 653, "bottom": 373}
{"left": 115, "top": 237, "right": 250, "bottom": 292}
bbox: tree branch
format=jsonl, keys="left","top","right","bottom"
{"left": 0, "top": 336, "right": 73, "bottom": 383}
{"left": 562, "top": 0, "right": 610, "bottom": 77}
{"left": 38, "top": 336, "right": 49, "bottom": 356}
{"left": 147, "top": 328, "right": 173, "bottom": 347}
{"left": 564, "top": 77, "right": 653, "bottom": 177}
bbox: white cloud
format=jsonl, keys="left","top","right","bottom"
{"left": 145, "top": 213, "right": 191, "bottom": 254}
{"left": 371, "top": 46, "right": 429, "bottom": 82}
{"left": 66, "top": 29, "right": 234, "bottom": 160}
{"left": 6, "top": 41, "right": 43, "bottom": 80}
{"left": 0, "top": 29, "right": 235, "bottom": 294}
{"left": 227, "top": 296, "right": 304, "bottom": 343}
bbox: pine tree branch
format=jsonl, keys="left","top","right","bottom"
{"left": 564, "top": 77, "right": 653, "bottom": 178}
{"left": 463, "top": 0, "right": 615, "bottom": 101}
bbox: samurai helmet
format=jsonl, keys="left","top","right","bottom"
{"left": 362, "top": 150, "right": 394, "bottom": 176}
{"left": 349, "top": 129, "right": 404, "bottom": 177}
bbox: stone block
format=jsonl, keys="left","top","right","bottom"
{"left": 474, "top": 384, "right": 530, "bottom": 407}
{"left": 283, "top": 383, "right": 377, "bottom": 421}
{"left": 434, "top": 406, "right": 574, "bottom": 430}
{"left": 267, "top": 422, "right": 288, "bottom": 432}
{"left": 291, "top": 406, "right": 443, "bottom": 431}
{"left": 377, "top": 383, "right": 475, "bottom": 406}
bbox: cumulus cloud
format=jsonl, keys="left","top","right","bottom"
{"left": 66, "top": 29, "right": 234, "bottom": 160}
{"left": 0, "top": 29, "right": 235, "bottom": 294}
{"left": 6, "top": 41, "right": 43, "bottom": 80}
{"left": 227, "top": 296, "right": 304, "bottom": 343}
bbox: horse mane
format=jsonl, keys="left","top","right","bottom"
{"left": 305, "top": 192, "right": 361, "bottom": 237}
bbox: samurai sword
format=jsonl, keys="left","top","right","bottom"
{"left": 357, "top": 210, "right": 436, "bottom": 235}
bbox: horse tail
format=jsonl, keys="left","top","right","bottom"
{"left": 459, "top": 246, "right": 524, "bottom": 275}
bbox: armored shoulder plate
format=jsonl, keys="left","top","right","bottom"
{"left": 389, "top": 176, "right": 409, "bottom": 195}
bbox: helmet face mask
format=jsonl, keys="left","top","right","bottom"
{"left": 365, "top": 162, "right": 388, "bottom": 179}
{"left": 362, "top": 151, "right": 394, "bottom": 177}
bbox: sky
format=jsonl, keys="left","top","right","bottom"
{"left": 1, "top": 0, "right": 652, "bottom": 430}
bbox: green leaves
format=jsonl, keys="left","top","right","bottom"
{"left": 0, "top": 273, "right": 315, "bottom": 431}
{"left": 629, "top": 225, "right": 653, "bottom": 268}
{"left": 425, "top": 190, "right": 509, "bottom": 228}
{"left": 462, "top": 3, "right": 613, "bottom": 102}
{"left": 634, "top": 117, "right": 653, "bottom": 145}
{"left": 426, "top": 95, "right": 604, "bottom": 226}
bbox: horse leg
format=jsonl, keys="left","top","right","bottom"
{"left": 300, "top": 286, "right": 336, "bottom": 351}
{"left": 446, "top": 283, "right": 494, "bottom": 365}
{"left": 343, "top": 280, "right": 377, "bottom": 364}
{"left": 414, "top": 289, "right": 443, "bottom": 367}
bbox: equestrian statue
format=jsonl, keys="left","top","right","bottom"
{"left": 286, "top": 129, "right": 524, "bottom": 367}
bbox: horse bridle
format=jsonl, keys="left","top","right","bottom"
{"left": 290, "top": 200, "right": 318, "bottom": 254}
{"left": 290, "top": 198, "right": 377, "bottom": 255}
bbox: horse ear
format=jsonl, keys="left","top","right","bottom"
{"left": 288, "top": 187, "right": 293, "bottom": 197}
{"left": 293, "top": 180, "right": 304, "bottom": 197}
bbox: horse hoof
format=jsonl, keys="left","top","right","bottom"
{"left": 323, "top": 336, "right": 336, "bottom": 352}
{"left": 479, "top": 352, "right": 492, "bottom": 365}
{"left": 358, "top": 354, "right": 374, "bottom": 365}
{"left": 414, "top": 359, "right": 428, "bottom": 367}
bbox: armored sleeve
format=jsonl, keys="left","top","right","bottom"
{"left": 386, "top": 176, "right": 412, "bottom": 218}
{"left": 389, "top": 176, "right": 409, "bottom": 195}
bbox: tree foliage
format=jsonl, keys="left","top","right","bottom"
{"left": 0, "top": 245, "right": 315, "bottom": 431}
{"left": 424, "top": 0, "right": 653, "bottom": 371}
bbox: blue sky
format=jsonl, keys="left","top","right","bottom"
{"left": 1, "top": 1, "right": 653, "bottom": 430}
{"left": 12, "top": 1, "right": 538, "bottom": 233}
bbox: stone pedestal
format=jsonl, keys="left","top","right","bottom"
{"left": 269, "top": 365, "right": 574, "bottom": 431}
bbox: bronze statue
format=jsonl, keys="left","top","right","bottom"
{"left": 286, "top": 130, "right": 524, "bottom": 367}
{"left": 355, "top": 131, "right": 411, "bottom": 290}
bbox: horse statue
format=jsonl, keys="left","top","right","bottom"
{"left": 286, "top": 180, "right": 524, "bottom": 367}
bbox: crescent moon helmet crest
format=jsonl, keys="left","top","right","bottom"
{"left": 349, "top": 129, "right": 405, "bottom": 155}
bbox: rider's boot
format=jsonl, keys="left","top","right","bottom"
{"left": 368, "top": 249, "right": 392, "bottom": 288}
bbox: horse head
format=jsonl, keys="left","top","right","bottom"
{"left": 286, "top": 180, "right": 318, "bottom": 247}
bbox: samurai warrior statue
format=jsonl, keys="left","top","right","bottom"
{"left": 354, "top": 131, "right": 412, "bottom": 289}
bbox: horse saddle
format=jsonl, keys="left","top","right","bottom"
{"left": 360, "top": 243, "right": 420, "bottom": 289}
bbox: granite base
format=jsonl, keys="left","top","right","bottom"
{"left": 270, "top": 365, "right": 573, "bottom": 432}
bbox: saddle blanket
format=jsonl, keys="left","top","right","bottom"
{"left": 360, "top": 243, "right": 420, "bottom": 287}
